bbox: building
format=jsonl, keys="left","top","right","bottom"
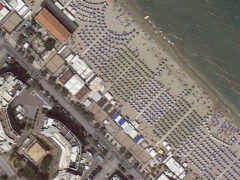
{"left": 65, "top": 54, "right": 93, "bottom": 80}
{"left": 25, "top": 141, "right": 49, "bottom": 165}
{"left": 0, "top": 0, "right": 31, "bottom": 19}
{"left": 0, "top": 73, "right": 23, "bottom": 152}
{"left": 58, "top": 69, "right": 74, "bottom": 86}
{"left": 40, "top": 118, "right": 81, "bottom": 170}
{"left": 18, "top": 134, "right": 51, "bottom": 166}
{"left": 157, "top": 173, "right": 170, "bottom": 180}
{"left": 0, "top": 2, "right": 9, "bottom": 22}
{"left": 1, "top": 12, "right": 22, "bottom": 33}
{"left": 36, "top": 8, "right": 71, "bottom": 43}
{"left": 163, "top": 153, "right": 186, "bottom": 179}
{"left": 53, "top": 169, "right": 81, "bottom": 180}
{"left": 64, "top": 75, "right": 85, "bottom": 96}
{"left": 45, "top": 54, "right": 65, "bottom": 74}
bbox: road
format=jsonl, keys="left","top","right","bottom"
{"left": 0, "top": 38, "right": 143, "bottom": 179}
{"left": 94, "top": 157, "right": 119, "bottom": 180}
{"left": 0, "top": 156, "right": 17, "bottom": 180}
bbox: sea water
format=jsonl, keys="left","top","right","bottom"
{"left": 134, "top": 0, "right": 240, "bottom": 115}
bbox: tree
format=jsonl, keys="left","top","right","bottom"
{"left": 40, "top": 69, "right": 48, "bottom": 77}
{"left": 44, "top": 38, "right": 56, "bottom": 51}
{"left": 127, "top": 174, "right": 134, "bottom": 180}
{"left": 48, "top": 76, "right": 56, "bottom": 85}
{"left": 61, "top": 87, "right": 69, "bottom": 97}
{"left": 73, "top": 103, "right": 84, "bottom": 113}
{"left": 134, "top": 162, "right": 139, "bottom": 168}
{"left": 54, "top": 84, "right": 62, "bottom": 91}
{"left": 0, "top": 31, "right": 6, "bottom": 37}
{"left": 119, "top": 146, "right": 126, "bottom": 154}
{"left": 31, "top": 18, "right": 36, "bottom": 26}
{"left": 124, "top": 151, "right": 132, "bottom": 159}
{"left": 36, "top": 32, "right": 42, "bottom": 39}
{"left": 25, "top": 26, "right": 35, "bottom": 35}
{"left": 90, "top": 147, "right": 97, "bottom": 155}
{"left": 0, "top": 174, "right": 8, "bottom": 180}
{"left": 18, "top": 165, "right": 36, "bottom": 180}
{"left": 40, "top": 154, "right": 52, "bottom": 172}
{"left": 27, "top": 55, "right": 35, "bottom": 63}
{"left": 93, "top": 139, "right": 98, "bottom": 146}
{"left": 102, "top": 149, "right": 108, "bottom": 156}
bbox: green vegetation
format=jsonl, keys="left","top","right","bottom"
{"left": 44, "top": 38, "right": 56, "bottom": 51}
{"left": 0, "top": 174, "right": 8, "bottom": 180}
{"left": 102, "top": 148, "right": 108, "bottom": 156}
{"left": 90, "top": 146, "right": 97, "bottom": 155}
{"left": 48, "top": 76, "right": 56, "bottom": 85}
{"left": 54, "top": 84, "right": 62, "bottom": 91}
{"left": 47, "top": 107, "right": 86, "bottom": 144}
{"left": 42, "top": 107, "right": 49, "bottom": 114}
{"left": 124, "top": 151, "right": 132, "bottom": 159}
{"left": 36, "top": 32, "right": 42, "bottom": 39}
{"left": 119, "top": 146, "right": 126, "bottom": 154}
{"left": 40, "top": 154, "right": 53, "bottom": 172}
{"left": 27, "top": 55, "right": 35, "bottom": 64}
{"left": 0, "top": 30, "right": 6, "bottom": 37}
{"left": 18, "top": 165, "right": 36, "bottom": 180}
{"left": 31, "top": 18, "right": 36, "bottom": 26}
{"left": 61, "top": 87, "right": 69, "bottom": 97}
{"left": 25, "top": 26, "right": 35, "bottom": 35}
{"left": 28, "top": 80, "right": 42, "bottom": 90}
{"left": 40, "top": 69, "right": 48, "bottom": 77}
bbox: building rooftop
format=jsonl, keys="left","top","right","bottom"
{"left": 27, "top": 142, "right": 48, "bottom": 164}
{"left": 75, "top": 86, "right": 89, "bottom": 101}
{"left": 64, "top": 75, "right": 85, "bottom": 96}
{"left": 58, "top": 69, "right": 74, "bottom": 85}
{"left": 45, "top": 54, "right": 65, "bottom": 74}
{"left": 2, "top": 12, "right": 22, "bottom": 33}
{"left": 36, "top": 8, "right": 71, "bottom": 43}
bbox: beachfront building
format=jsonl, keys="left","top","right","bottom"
{"left": 40, "top": 118, "right": 82, "bottom": 171}
{"left": 0, "top": 73, "right": 23, "bottom": 152}
{"left": 0, "top": 2, "right": 9, "bottom": 22}
{"left": 0, "top": 0, "right": 32, "bottom": 19}
{"left": 36, "top": 8, "right": 71, "bottom": 43}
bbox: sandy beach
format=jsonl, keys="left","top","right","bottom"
{"left": 118, "top": 0, "right": 240, "bottom": 126}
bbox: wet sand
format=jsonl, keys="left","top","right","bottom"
{"left": 118, "top": 0, "right": 240, "bottom": 126}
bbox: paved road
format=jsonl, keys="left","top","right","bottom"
{"left": 0, "top": 38, "right": 143, "bottom": 179}
{"left": 94, "top": 157, "right": 119, "bottom": 180}
{"left": 0, "top": 156, "right": 17, "bottom": 180}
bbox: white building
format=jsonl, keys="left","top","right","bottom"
{"left": 0, "top": 2, "right": 9, "bottom": 21}
{"left": 163, "top": 153, "right": 186, "bottom": 179}
{"left": 0, "top": 0, "right": 32, "bottom": 19}
{"left": 64, "top": 75, "right": 84, "bottom": 96}
{"left": 41, "top": 118, "right": 81, "bottom": 170}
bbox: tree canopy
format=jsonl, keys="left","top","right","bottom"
{"left": 44, "top": 38, "right": 56, "bottom": 51}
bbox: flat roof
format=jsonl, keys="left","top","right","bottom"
{"left": 75, "top": 86, "right": 89, "bottom": 101}
{"left": 36, "top": 8, "right": 71, "bottom": 43}
{"left": 27, "top": 142, "right": 47, "bottom": 164}
{"left": 44, "top": 0, "right": 78, "bottom": 33}
{"left": 2, "top": 12, "right": 22, "bottom": 33}
{"left": 45, "top": 54, "right": 65, "bottom": 74}
{"left": 58, "top": 69, "right": 74, "bottom": 85}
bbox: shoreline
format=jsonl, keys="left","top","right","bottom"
{"left": 118, "top": 0, "right": 240, "bottom": 126}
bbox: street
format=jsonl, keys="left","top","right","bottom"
{"left": 0, "top": 155, "right": 17, "bottom": 180}
{"left": 0, "top": 37, "right": 143, "bottom": 179}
